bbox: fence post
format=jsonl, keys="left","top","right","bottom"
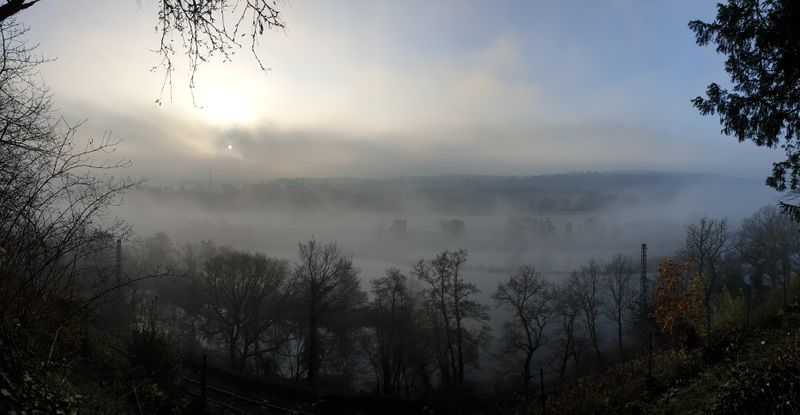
{"left": 201, "top": 353, "right": 208, "bottom": 413}
{"left": 540, "top": 367, "right": 546, "bottom": 415}
{"left": 647, "top": 327, "right": 653, "bottom": 389}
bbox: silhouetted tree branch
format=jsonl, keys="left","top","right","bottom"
{"left": 493, "top": 265, "right": 552, "bottom": 390}
{"left": 0, "top": 0, "right": 40, "bottom": 22}
{"left": 1, "top": 19, "right": 140, "bottom": 336}
{"left": 0, "top": 0, "right": 287, "bottom": 104}
{"left": 678, "top": 217, "right": 731, "bottom": 338}
{"left": 294, "top": 238, "right": 365, "bottom": 388}
{"left": 690, "top": 0, "right": 800, "bottom": 218}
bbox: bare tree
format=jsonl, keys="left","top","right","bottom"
{"left": 573, "top": 259, "right": 605, "bottom": 369}
{"left": 492, "top": 265, "right": 551, "bottom": 390}
{"left": 412, "top": 249, "right": 489, "bottom": 388}
{"left": 0, "top": 20, "right": 139, "bottom": 342}
{"left": 737, "top": 205, "right": 800, "bottom": 306}
{"left": 140, "top": 232, "right": 178, "bottom": 275}
{"left": 295, "top": 239, "right": 365, "bottom": 388}
{"left": 412, "top": 253, "right": 455, "bottom": 387}
{"left": 602, "top": 254, "right": 637, "bottom": 364}
{"left": 551, "top": 279, "right": 583, "bottom": 381}
{"left": 678, "top": 217, "right": 730, "bottom": 337}
{"left": 199, "top": 247, "right": 292, "bottom": 371}
{"left": 362, "top": 267, "right": 420, "bottom": 396}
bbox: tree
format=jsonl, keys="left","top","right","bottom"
{"left": 602, "top": 254, "right": 637, "bottom": 364}
{"left": 736, "top": 205, "right": 800, "bottom": 306}
{"left": 492, "top": 265, "right": 552, "bottom": 390}
{"left": 0, "top": 0, "right": 287, "bottom": 101}
{"left": 689, "top": 1, "right": 800, "bottom": 217}
{"left": 140, "top": 231, "right": 179, "bottom": 275}
{"left": 0, "top": 19, "right": 138, "bottom": 337}
{"left": 412, "top": 249, "right": 489, "bottom": 388}
{"left": 573, "top": 259, "right": 605, "bottom": 369}
{"left": 295, "top": 239, "right": 365, "bottom": 388}
{"left": 362, "top": 268, "right": 419, "bottom": 396}
{"left": 652, "top": 258, "right": 705, "bottom": 348}
{"left": 198, "top": 247, "right": 292, "bottom": 371}
{"left": 0, "top": 1, "right": 39, "bottom": 21}
{"left": 552, "top": 278, "right": 584, "bottom": 381}
{"left": 678, "top": 217, "right": 731, "bottom": 337}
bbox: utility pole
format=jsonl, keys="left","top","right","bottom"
{"left": 640, "top": 243, "right": 648, "bottom": 319}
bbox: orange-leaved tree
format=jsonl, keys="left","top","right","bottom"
{"left": 652, "top": 257, "right": 706, "bottom": 348}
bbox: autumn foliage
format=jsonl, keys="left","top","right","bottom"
{"left": 652, "top": 257, "right": 706, "bottom": 348}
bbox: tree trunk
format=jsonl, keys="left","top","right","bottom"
{"left": 306, "top": 312, "right": 319, "bottom": 388}
{"left": 617, "top": 316, "right": 624, "bottom": 364}
{"left": 588, "top": 320, "right": 603, "bottom": 369}
{"left": 382, "top": 353, "right": 393, "bottom": 395}
{"left": 455, "top": 315, "right": 464, "bottom": 387}
{"left": 229, "top": 332, "right": 238, "bottom": 370}
{"left": 439, "top": 281, "right": 456, "bottom": 387}
{"left": 524, "top": 350, "right": 533, "bottom": 390}
{"left": 558, "top": 352, "right": 569, "bottom": 382}
{"left": 783, "top": 258, "right": 789, "bottom": 308}
{"left": 237, "top": 341, "right": 249, "bottom": 371}
{"left": 706, "top": 298, "right": 712, "bottom": 339}
{"left": 707, "top": 263, "right": 718, "bottom": 339}
{"left": 453, "top": 271, "right": 464, "bottom": 388}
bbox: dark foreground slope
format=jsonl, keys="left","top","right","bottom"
{"left": 3, "top": 300, "right": 800, "bottom": 414}
{"left": 545, "top": 299, "right": 800, "bottom": 414}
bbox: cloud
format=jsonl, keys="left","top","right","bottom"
{"left": 22, "top": 0, "right": 784, "bottom": 182}
{"left": 57, "top": 97, "right": 779, "bottom": 183}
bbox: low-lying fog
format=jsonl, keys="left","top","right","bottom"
{"left": 117, "top": 172, "right": 779, "bottom": 375}
{"left": 119, "top": 172, "right": 778, "bottom": 295}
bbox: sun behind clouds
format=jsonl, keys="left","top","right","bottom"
{"left": 196, "top": 87, "right": 260, "bottom": 127}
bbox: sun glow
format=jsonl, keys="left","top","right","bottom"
{"left": 196, "top": 88, "right": 260, "bottom": 126}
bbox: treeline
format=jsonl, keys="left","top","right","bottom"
{"left": 103, "top": 202, "right": 800, "bottom": 403}
{"left": 120, "top": 237, "right": 490, "bottom": 395}
{"left": 141, "top": 171, "right": 708, "bottom": 215}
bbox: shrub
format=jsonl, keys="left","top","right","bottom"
{"left": 127, "top": 299, "right": 180, "bottom": 387}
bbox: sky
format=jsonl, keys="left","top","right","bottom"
{"left": 16, "top": 0, "right": 783, "bottom": 181}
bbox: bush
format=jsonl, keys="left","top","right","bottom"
{"left": 125, "top": 298, "right": 191, "bottom": 414}
{"left": 127, "top": 325, "right": 181, "bottom": 386}
{"left": 127, "top": 300, "right": 181, "bottom": 386}
{"left": 712, "top": 287, "right": 745, "bottom": 333}
{"left": 710, "top": 333, "right": 800, "bottom": 414}
{"left": 0, "top": 337, "right": 84, "bottom": 415}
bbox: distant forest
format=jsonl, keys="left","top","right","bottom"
{"left": 144, "top": 172, "right": 736, "bottom": 215}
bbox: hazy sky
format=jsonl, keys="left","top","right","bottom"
{"left": 18, "top": 0, "right": 782, "bottom": 181}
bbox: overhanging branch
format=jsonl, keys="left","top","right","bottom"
{"left": 0, "top": 0, "right": 41, "bottom": 23}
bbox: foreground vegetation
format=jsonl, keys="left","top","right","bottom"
{"left": 547, "top": 287, "right": 800, "bottom": 414}
{"left": 3, "top": 274, "right": 800, "bottom": 414}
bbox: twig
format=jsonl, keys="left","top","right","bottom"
{"left": 80, "top": 272, "right": 171, "bottom": 310}
{"left": 118, "top": 379, "right": 148, "bottom": 400}
{"left": 133, "top": 385, "right": 144, "bottom": 415}
{"left": 42, "top": 325, "right": 63, "bottom": 370}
